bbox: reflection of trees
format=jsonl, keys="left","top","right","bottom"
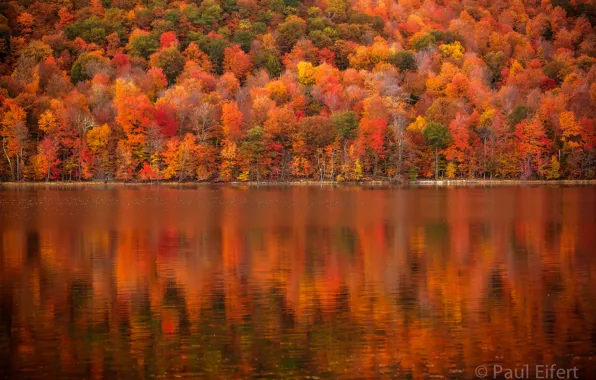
{"left": 0, "top": 186, "right": 595, "bottom": 378}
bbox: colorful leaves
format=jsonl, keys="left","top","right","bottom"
{"left": 439, "top": 41, "right": 465, "bottom": 60}
{"left": 0, "top": 0, "right": 595, "bottom": 182}
{"left": 358, "top": 116, "right": 388, "bottom": 157}
{"left": 223, "top": 44, "right": 253, "bottom": 80}
{"left": 559, "top": 111, "right": 583, "bottom": 151}
{"left": 160, "top": 31, "right": 179, "bottom": 49}
{"left": 221, "top": 101, "right": 244, "bottom": 142}
{"left": 86, "top": 124, "right": 110, "bottom": 153}
{"left": 297, "top": 61, "right": 316, "bottom": 85}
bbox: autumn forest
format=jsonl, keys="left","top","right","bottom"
{"left": 0, "top": 0, "right": 595, "bottom": 182}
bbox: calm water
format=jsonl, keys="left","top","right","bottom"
{"left": 0, "top": 185, "right": 595, "bottom": 379}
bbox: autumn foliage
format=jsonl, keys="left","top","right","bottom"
{"left": 0, "top": 0, "right": 594, "bottom": 181}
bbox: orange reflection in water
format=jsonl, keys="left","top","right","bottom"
{"left": 0, "top": 185, "right": 595, "bottom": 379}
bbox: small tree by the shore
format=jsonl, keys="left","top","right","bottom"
{"left": 423, "top": 122, "right": 451, "bottom": 180}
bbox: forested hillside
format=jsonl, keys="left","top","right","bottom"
{"left": 0, "top": 0, "right": 595, "bottom": 182}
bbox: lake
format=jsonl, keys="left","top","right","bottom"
{"left": 0, "top": 185, "right": 595, "bottom": 379}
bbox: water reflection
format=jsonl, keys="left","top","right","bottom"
{"left": 0, "top": 185, "right": 595, "bottom": 379}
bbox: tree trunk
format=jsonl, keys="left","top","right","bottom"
{"left": 18, "top": 149, "right": 23, "bottom": 181}
{"left": 483, "top": 137, "right": 487, "bottom": 179}
{"left": 330, "top": 150, "right": 335, "bottom": 181}
{"left": 397, "top": 138, "right": 403, "bottom": 181}
{"left": 179, "top": 145, "right": 187, "bottom": 182}
{"left": 256, "top": 158, "right": 260, "bottom": 183}
{"left": 2, "top": 139, "right": 14, "bottom": 181}
{"left": 78, "top": 139, "right": 83, "bottom": 181}
{"left": 280, "top": 147, "right": 286, "bottom": 180}
{"left": 435, "top": 148, "right": 438, "bottom": 181}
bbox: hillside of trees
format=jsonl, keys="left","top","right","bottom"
{"left": 0, "top": 0, "right": 595, "bottom": 182}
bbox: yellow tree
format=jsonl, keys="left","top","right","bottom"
{"left": 86, "top": 124, "right": 111, "bottom": 179}
{"left": 1, "top": 100, "right": 28, "bottom": 180}
{"left": 559, "top": 111, "right": 583, "bottom": 151}
{"left": 162, "top": 134, "right": 197, "bottom": 181}
{"left": 297, "top": 61, "right": 316, "bottom": 85}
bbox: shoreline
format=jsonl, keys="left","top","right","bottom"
{"left": 1, "top": 179, "right": 596, "bottom": 187}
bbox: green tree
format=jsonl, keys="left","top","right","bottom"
{"left": 232, "top": 30, "right": 255, "bottom": 53}
{"left": 198, "top": 1, "right": 224, "bottom": 29}
{"left": 70, "top": 53, "right": 112, "bottom": 84}
{"left": 64, "top": 17, "right": 114, "bottom": 44}
{"left": 389, "top": 51, "right": 417, "bottom": 71}
{"left": 189, "top": 33, "right": 229, "bottom": 73}
{"left": 508, "top": 105, "right": 530, "bottom": 128}
{"left": 483, "top": 51, "right": 507, "bottom": 85}
{"left": 412, "top": 33, "right": 436, "bottom": 51}
{"left": 20, "top": 41, "right": 53, "bottom": 63}
{"left": 332, "top": 111, "right": 359, "bottom": 163}
{"left": 276, "top": 16, "right": 306, "bottom": 53}
{"left": 181, "top": 4, "right": 202, "bottom": 25}
{"left": 240, "top": 126, "right": 266, "bottom": 181}
{"left": 423, "top": 122, "right": 451, "bottom": 180}
{"left": 149, "top": 47, "right": 186, "bottom": 84}
{"left": 127, "top": 34, "right": 159, "bottom": 59}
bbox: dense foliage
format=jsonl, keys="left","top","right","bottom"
{"left": 0, "top": 0, "right": 595, "bottom": 181}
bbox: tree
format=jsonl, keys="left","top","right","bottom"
{"left": 150, "top": 47, "right": 186, "bottom": 84}
{"left": 385, "top": 94, "right": 409, "bottom": 180}
{"left": 85, "top": 123, "right": 111, "bottom": 179}
{"left": 546, "top": 156, "right": 561, "bottom": 179}
{"left": 265, "top": 106, "right": 299, "bottom": 179}
{"left": 332, "top": 110, "right": 358, "bottom": 165}
{"left": 38, "top": 110, "right": 59, "bottom": 135}
{"left": 515, "top": 119, "right": 549, "bottom": 179}
{"left": 444, "top": 114, "right": 472, "bottom": 175}
{"left": 138, "top": 161, "right": 159, "bottom": 181}
{"left": 1, "top": 100, "right": 28, "bottom": 180}
{"left": 31, "top": 137, "right": 60, "bottom": 181}
{"left": 57, "top": 8, "right": 74, "bottom": 30}
{"left": 223, "top": 44, "right": 252, "bottom": 80}
{"left": 295, "top": 116, "right": 335, "bottom": 179}
{"left": 184, "top": 42, "right": 213, "bottom": 71}
{"left": 114, "top": 80, "right": 155, "bottom": 165}
{"left": 154, "top": 101, "right": 179, "bottom": 138}
{"left": 221, "top": 101, "right": 244, "bottom": 142}
{"left": 160, "top": 31, "right": 179, "bottom": 49}
{"left": 358, "top": 116, "right": 388, "bottom": 176}
{"left": 439, "top": 41, "right": 465, "bottom": 59}
{"left": 388, "top": 51, "right": 417, "bottom": 71}
{"left": 188, "top": 32, "right": 230, "bottom": 72}
{"left": 423, "top": 122, "right": 451, "bottom": 180}
{"left": 127, "top": 33, "right": 159, "bottom": 58}
{"left": 411, "top": 32, "right": 436, "bottom": 51}
{"left": 297, "top": 61, "right": 316, "bottom": 85}
{"left": 196, "top": 0, "right": 223, "bottom": 29}
{"left": 17, "top": 12, "right": 34, "bottom": 39}
{"left": 326, "top": 0, "right": 349, "bottom": 21}
{"left": 276, "top": 16, "right": 307, "bottom": 54}
{"left": 559, "top": 111, "right": 583, "bottom": 151}
{"left": 70, "top": 52, "right": 112, "bottom": 84}
{"left": 239, "top": 126, "right": 266, "bottom": 181}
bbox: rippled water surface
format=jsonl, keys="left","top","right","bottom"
{"left": 0, "top": 185, "right": 595, "bottom": 379}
